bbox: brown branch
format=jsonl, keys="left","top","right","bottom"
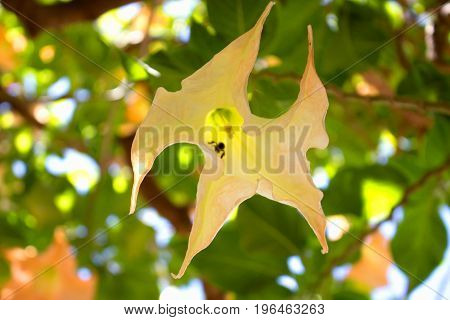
{"left": 0, "top": 86, "right": 90, "bottom": 151}
{"left": 120, "top": 135, "right": 192, "bottom": 235}
{"left": 138, "top": 0, "right": 161, "bottom": 58}
{"left": 139, "top": 176, "right": 192, "bottom": 235}
{"left": 429, "top": 1, "right": 450, "bottom": 74}
{"left": 256, "top": 71, "right": 450, "bottom": 115}
{"left": 327, "top": 85, "right": 450, "bottom": 115}
{"left": 202, "top": 279, "right": 226, "bottom": 300}
{"left": 394, "top": 34, "right": 411, "bottom": 70}
{"left": 1, "top": 0, "right": 140, "bottom": 36}
{"left": 0, "top": 87, "right": 44, "bottom": 129}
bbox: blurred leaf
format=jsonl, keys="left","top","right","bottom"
{"left": 318, "top": 1, "right": 391, "bottom": 76}
{"left": 323, "top": 165, "right": 406, "bottom": 215}
{"left": 1, "top": 228, "right": 97, "bottom": 299}
{"left": 347, "top": 231, "right": 392, "bottom": 291}
{"left": 120, "top": 52, "right": 151, "bottom": 82}
{"left": 422, "top": 116, "right": 450, "bottom": 168}
{"left": 96, "top": 219, "right": 160, "bottom": 299}
{"left": 362, "top": 179, "right": 402, "bottom": 220}
{"left": 398, "top": 63, "right": 450, "bottom": 102}
{"left": 206, "top": 0, "right": 269, "bottom": 40}
{"left": 170, "top": 225, "right": 289, "bottom": 297}
{"left": 24, "top": 182, "right": 62, "bottom": 228}
{"left": 236, "top": 195, "right": 311, "bottom": 257}
{"left": 189, "top": 21, "right": 226, "bottom": 59}
{"left": 265, "top": 0, "right": 322, "bottom": 70}
{"left": 248, "top": 77, "right": 298, "bottom": 118}
{"left": 332, "top": 287, "right": 370, "bottom": 300}
{"left": 391, "top": 180, "right": 447, "bottom": 291}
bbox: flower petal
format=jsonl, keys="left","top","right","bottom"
{"left": 129, "top": 2, "right": 330, "bottom": 278}
{"left": 255, "top": 25, "right": 329, "bottom": 254}
{"left": 172, "top": 156, "right": 257, "bottom": 279}
{"left": 129, "top": 2, "right": 275, "bottom": 213}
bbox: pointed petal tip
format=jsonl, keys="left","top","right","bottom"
{"left": 171, "top": 272, "right": 182, "bottom": 280}
{"left": 129, "top": 174, "right": 144, "bottom": 216}
{"left": 172, "top": 258, "right": 190, "bottom": 279}
{"left": 321, "top": 237, "right": 329, "bottom": 254}
{"left": 321, "top": 224, "right": 328, "bottom": 254}
{"left": 129, "top": 197, "right": 137, "bottom": 215}
{"left": 307, "top": 25, "right": 313, "bottom": 45}
{"left": 260, "top": 1, "right": 275, "bottom": 21}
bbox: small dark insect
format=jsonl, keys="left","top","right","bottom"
{"left": 208, "top": 141, "right": 225, "bottom": 159}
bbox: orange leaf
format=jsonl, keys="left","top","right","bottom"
{"left": 125, "top": 83, "right": 151, "bottom": 124}
{"left": 0, "top": 25, "right": 17, "bottom": 71}
{"left": 347, "top": 231, "right": 392, "bottom": 290}
{"left": 1, "top": 228, "right": 97, "bottom": 300}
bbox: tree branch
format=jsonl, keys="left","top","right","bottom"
{"left": 120, "top": 135, "right": 192, "bottom": 235}
{"left": 326, "top": 85, "right": 450, "bottom": 115}
{"left": 1, "top": 86, "right": 92, "bottom": 153}
{"left": 0, "top": 87, "right": 44, "bottom": 129}
{"left": 1, "top": 0, "right": 139, "bottom": 36}
{"left": 257, "top": 71, "right": 450, "bottom": 115}
{"left": 427, "top": 1, "right": 450, "bottom": 74}
{"left": 202, "top": 279, "right": 226, "bottom": 300}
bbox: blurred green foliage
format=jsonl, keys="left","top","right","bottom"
{"left": 0, "top": 0, "right": 449, "bottom": 300}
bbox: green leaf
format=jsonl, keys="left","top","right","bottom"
{"left": 206, "top": 0, "right": 269, "bottom": 40}
{"left": 398, "top": 63, "right": 450, "bottom": 101}
{"left": 248, "top": 77, "right": 298, "bottom": 118}
{"left": 422, "top": 115, "right": 450, "bottom": 168}
{"left": 362, "top": 179, "right": 402, "bottom": 220}
{"left": 391, "top": 181, "right": 447, "bottom": 291}
{"left": 332, "top": 287, "right": 370, "bottom": 300}
{"left": 170, "top": 225, "right": 288, "bottom": 296}
{"left": 236, "top": 195, "right": 311, "bottom": 257}
{"left": 266, "top": 0, "right": 322, "bottom": 68}
{"left": 0, "top": 256, "right": 10, "bottom": 288}
{"left": 97, "top": 218, "right": 160, "bottom": 299}
{"left": 189, "top": 21, "right": 226, "bottom": 59}
{"left": 120, "top": 52, "right": 151, "bottom": 82}
{"left": 322, "top": 165, "right": 406, "bottom": 215}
